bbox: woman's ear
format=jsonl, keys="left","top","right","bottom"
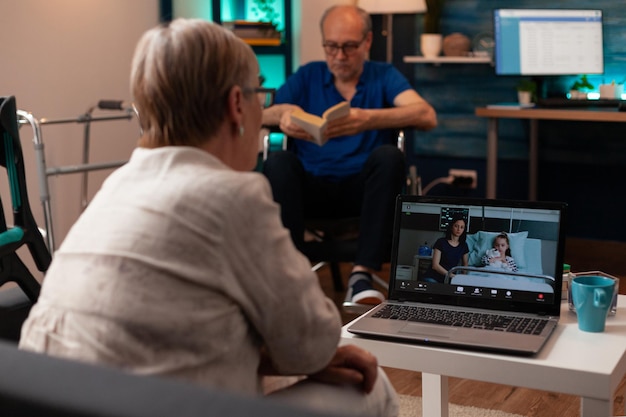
{"left": 226, "top": 85, "right": 245, "bottom": 128}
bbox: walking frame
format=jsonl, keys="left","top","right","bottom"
{"left": 17, "top": 100, "right": 138, "bottom": 253}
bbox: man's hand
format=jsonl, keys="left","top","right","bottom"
{"left": 270, "top": 106, "right": 373, "bottom": 144}
{"left": 308, "top": 344, "right": 378, "bottom": 393}
{"left": 279, "top": 107, "right": 370, "bottom": 144}
{"left": 278, "top": 108, "right": 315, "bottom": 142}
{"left": 323, "top": 108, "right": 369, "bottom": 140}
{"left": 263, "top": 103, "right": 315, "bottom": 142}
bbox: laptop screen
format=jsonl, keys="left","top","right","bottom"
{"left": 389, "top": 196, "right": 567, "bottom": 316}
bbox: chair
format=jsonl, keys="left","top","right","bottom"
{"left": 0, "top": 340, "right": 341, "bottom": 417}
{"left": 262, "top": 128, "right": 419, "bottom": 293}
{"left": 0, "top": 96, "right": 52, "bottom": 340}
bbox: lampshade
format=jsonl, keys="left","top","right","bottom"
{"left": 358, "top": 0, "right": 427, "bottom": 14}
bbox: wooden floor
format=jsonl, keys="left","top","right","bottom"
{"left": 315, "top": 237, "right": 626, "bottom": 417}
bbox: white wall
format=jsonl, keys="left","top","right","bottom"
{"left": 0, "top": 0, "right": 159, "bottom": 264}
{"left": 0, "top": 0, "right": 354, "bottom": 282}
{"left": 298, "top": 0, "right": 355, "bottom": 65}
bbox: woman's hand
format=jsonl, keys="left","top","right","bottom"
{"left": 431, "top": 248, "right": 447, "bottom": 276}
{"left": 308, "top": 344, "right": 378, "bottom": 393}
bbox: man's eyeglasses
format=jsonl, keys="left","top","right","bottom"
{"left": 322, "top": 36, "right": 366, "bottom": 57}
{"left": 245, "top": 87, "right": 275, "bottom": 108}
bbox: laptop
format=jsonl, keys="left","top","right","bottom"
{"left": 348, "top": 195, "right": 567, "bottom": 356}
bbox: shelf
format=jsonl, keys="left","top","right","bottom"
{"left": 403, "top": 56, "right": 493, "bottom": 65}
{"left": 212, "top": 0, "right": 293, "bottom": 85}
{"left": 241, "top": 38, "right": 281, "bottom": 47}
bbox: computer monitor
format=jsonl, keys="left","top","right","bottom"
{"left": 494, "top": 9, "right": 604, "bottom": 76}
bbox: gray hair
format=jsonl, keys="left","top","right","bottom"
{"left": 131, "top": 18, "right": 257, "bottom": 148}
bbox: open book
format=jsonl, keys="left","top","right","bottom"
{"left": 290, "top": 101, "right": 350, "bottom": 146}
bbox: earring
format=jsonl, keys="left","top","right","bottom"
{"left": 239, "top": 125, "right": 245, "bottom": 137}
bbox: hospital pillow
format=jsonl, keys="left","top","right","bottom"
{"left": 467, "top": 231, "right": 528, "bottom": 270}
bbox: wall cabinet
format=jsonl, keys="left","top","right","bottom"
{"left": 212, "top": 0, "right": 292, "bottom": 88}
{"left": 163, "top": 0, "right": 293, "bottom": 89}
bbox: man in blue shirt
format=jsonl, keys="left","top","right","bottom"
{"left": 263, "top": 5, "right": 437, "bottom": 305}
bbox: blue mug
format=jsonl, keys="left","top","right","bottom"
{"left": 571, "top": 275, "right": 615, "bottom": 332}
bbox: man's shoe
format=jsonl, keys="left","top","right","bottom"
{"left": 347, "top": 271, "right": 385, "bottom": 305}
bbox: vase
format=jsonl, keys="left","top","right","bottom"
{"left": 420, "top": 34, "right": 443, "bottom": 58}
{"left": 517, "top": 91, "right": 532, "bottom": 105}
{"left": 600, "top": 84, "right": 624, "bottom": 99}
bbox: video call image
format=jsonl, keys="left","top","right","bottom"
{"left": 394, "top": 202, "right": 563, "bottom": 303}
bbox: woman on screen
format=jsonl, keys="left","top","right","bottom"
{"left": 423, "top": 216, "right": 469, "bottom": 283}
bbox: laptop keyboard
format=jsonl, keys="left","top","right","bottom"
{"left": 373, "top": 305, "right": 548, "bottom": 335}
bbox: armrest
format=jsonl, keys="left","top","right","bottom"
{"left": 261, "top": 125, "right": 287, "bottom": 161}
{"left": 396, "top": 129, "right": 405, "bottom": 152}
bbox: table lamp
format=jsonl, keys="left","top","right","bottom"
{"left": 358, "top": 0, "right": 428, "bottom": 62}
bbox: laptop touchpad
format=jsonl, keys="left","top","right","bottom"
{"left": 399, "top": 323, "right": 458, "bottom": 339}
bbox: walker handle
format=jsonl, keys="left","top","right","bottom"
{"left": 97, "top": 100, "right": 126, "bottom": 110}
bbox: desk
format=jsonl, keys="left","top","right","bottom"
{"left": 340, "top": 295, "right": 626, "bottom": 417}
{"left": 474, "top": 107, "right": 626, "bottom": 200}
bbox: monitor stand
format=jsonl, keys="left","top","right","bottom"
{"left": 531, "top": 76, "right": 549, "bottom": 101}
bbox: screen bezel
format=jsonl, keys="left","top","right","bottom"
{"left": 493, "top": 8, "right": 604, "bottom": 77}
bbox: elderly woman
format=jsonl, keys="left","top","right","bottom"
{"left": 18, "top": 19, "right": 397, "bottom": 416}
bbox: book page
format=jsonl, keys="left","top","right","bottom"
{"left": 290, "top": 101, "right": 350, "bottom": 146}
{"left": 322, "top": 101, "right": 350, "bottom": 121}
{"left": 290, "top": 110, "right": 327, "bottom": 145}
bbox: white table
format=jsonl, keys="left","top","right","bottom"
{"left": 340, "top": 295, "right": 626, "bottom": 417}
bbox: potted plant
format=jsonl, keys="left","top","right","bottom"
{"left": 420, "top": 0, "right": 445, "bottom": 58}
{"left": 424, "top": 0, "right": 444, "bottom": 34}
{"left": 250, "top": 0, "right": 280, "bottom": 29}
{"left": 516, "top": 79, "right": 537, "bottom": 104}
{"left": 569, "top": 74, "right": 594, "bottom": 99}
{"left": 245, "top": 0, "right": 282, "bottom": 43}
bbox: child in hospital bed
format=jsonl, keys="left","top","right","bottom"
{"left": 481, "top": 233, "right": 518, "bottom": 272}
